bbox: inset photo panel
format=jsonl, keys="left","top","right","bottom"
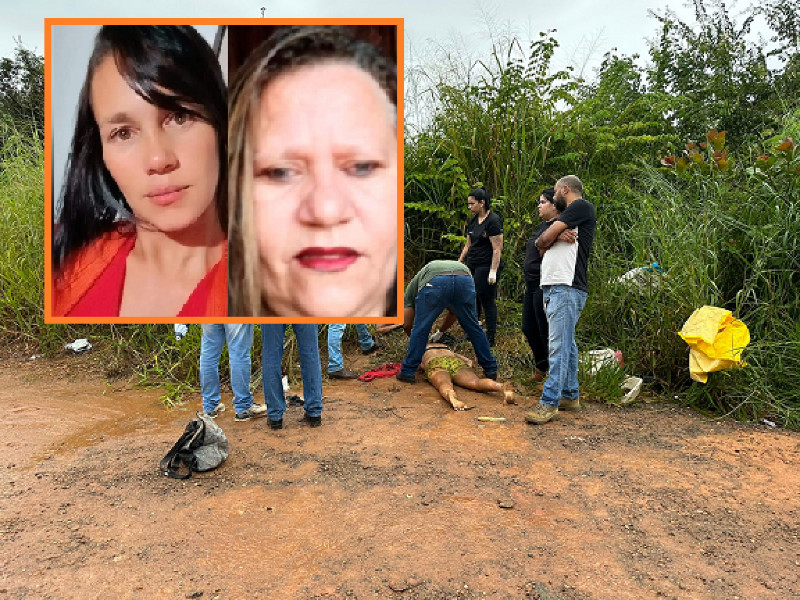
{"left": 47, "top": 22, "right": 229, "bottom": 323}
{"left": 227, "top": 23, "right": 402, "bottom": 322}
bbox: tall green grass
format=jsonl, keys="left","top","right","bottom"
{"left": 0, "top": 125, "right": 73, "bottom": 350}
{"left": 0, "top": 127, "right": 322, "bottom": 404}
{"left": 403, "top": 26, "right": 800, "bottom": 428}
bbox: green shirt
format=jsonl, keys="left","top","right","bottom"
{"left": 403, "top": 260, "right": 470, "bottom": 307}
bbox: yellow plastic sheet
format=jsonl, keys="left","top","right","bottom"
{"left": 677, "top": 306, "right": 750, "bottom": 383}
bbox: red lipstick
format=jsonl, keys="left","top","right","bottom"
{"left": 296, "top": 247, "right": 359, "bottom": 272}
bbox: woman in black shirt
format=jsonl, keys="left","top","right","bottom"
{"left": 457, "top": 187, "right": 503, "bottom": 346}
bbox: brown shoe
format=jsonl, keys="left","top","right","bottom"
{"left": 558, "top": 397, "right": 580, "bottom": 411}
{"left": 525, "top": 403, "right": 559, "bottom": 424}
{"left": 329, "top": 369, "right": 359, "bottom": 380}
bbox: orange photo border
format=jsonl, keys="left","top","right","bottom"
{"left": 44, "top": 18, "right": 404, "bottom": 325}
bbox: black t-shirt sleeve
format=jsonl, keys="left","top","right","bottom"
{"left": 487, "top": 213, "right": 503, "bottom": 236}
{"left": 558, "top": 199, "right": 594, "bottom": 229}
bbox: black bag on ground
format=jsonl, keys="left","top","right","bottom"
{"left": 160, "top": 412, "right": 229, "bottom": 479}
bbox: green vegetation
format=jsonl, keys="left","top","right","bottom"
{"left": 1, "top": 2, "right": 798, "bottom": 427}
{"left": 405, "top": 0, "right": 800, "bottom": 428}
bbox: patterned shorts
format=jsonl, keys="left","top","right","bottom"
{"left": 425, "top": 355, "right": 468, "bottom": 379}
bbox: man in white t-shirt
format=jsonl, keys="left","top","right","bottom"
{"left": 527, "top": 175, "right": 596, "bottom": 424}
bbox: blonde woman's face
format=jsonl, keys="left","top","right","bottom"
{"left": 251, "top": 62, "right": 397, "bottom": 317}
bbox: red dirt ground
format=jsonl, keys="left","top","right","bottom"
{"left": 1, "top": 351, "right": 798, "bottom": 600}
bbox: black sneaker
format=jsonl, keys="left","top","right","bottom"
{"left": 303, "top": 413, "right": 322, "bottom": 427}
{"left": 286, "top": 394, "right": 305, "bottom": 407}
{"left": 269, "top": 418, "right": 283, "bottom": 430}
{"left": 396, "top": 372, "right": 416, "bottom": 383}
{"left": 483, "top": 371, "right": 498, "bottom": 380}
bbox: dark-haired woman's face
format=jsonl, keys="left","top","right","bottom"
{"left": 538, "top": 194, "right": 557, "bottom": 221}
{"left": 91, "top": 55, "right": 220, "bottom": 233}
{"left": 467, "top": 196, "right": 484, "bottom": 215}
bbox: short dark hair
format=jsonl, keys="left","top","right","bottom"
{"left": 556, "top": 174, "right": 583, "bottom": 196}
{"left": 469, "top": 186, "right": 491, "bottom": 210}
{"left": 54, "top": 25, "right": 227, "bottom": 268}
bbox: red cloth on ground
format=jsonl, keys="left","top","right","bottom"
{"left": 358, "top": 363, "right": 402, "bottom": 382}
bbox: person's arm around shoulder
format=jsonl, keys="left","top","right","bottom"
{"left": 535, "top": 220, "right": 568, "bottom": 253}
{"left": 535, "top": 201, "right": 586, "bottom": 253}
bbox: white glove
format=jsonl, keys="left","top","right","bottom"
{"left": 487, "top": 269, "right": 497, "bottom": 285}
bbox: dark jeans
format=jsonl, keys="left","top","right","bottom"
{"left": 521, "top": 281, "right": 549, "bottom": 372}
{"left": 401, "top": 274, "right": 497, "bottom": 378}
{"left": 260, "top": 324, "right": 323, "bottom": 420}
{"left": 468, "top": 262, "right": 501, "bottom": 345}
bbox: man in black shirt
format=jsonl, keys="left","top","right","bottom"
{"left": 527, "top": 175, "right": 596, "bottom": 425}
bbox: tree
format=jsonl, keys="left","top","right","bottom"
{"left": 645, "top": 0, "right": 798, "bottom": 144}
{"left": 0, "top": 42, "right": 44, "bottom": 139}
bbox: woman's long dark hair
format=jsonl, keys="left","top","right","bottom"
{"left": 53, "top": 25, "right": 227, "bottom": 269}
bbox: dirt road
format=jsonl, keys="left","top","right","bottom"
{"left": 1, "top": 355, "right": 798, "bottom": 599}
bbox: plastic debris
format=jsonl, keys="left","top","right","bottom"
{"left": 65, "top": 339, "right": 92, "bottom": 353}
{"left": 760, "top": 419, "right": 777, "bottom": 429}
{"left": 174, "top": 324, "right": 188, "bottom": 341}
{"left": 615, "top": 262, "right": 664, "bottom": 288}
{"left": 583, "top": 348, "right": 625, "bottom": 374}
{"left": 678, "top": 306, "right": 750, "bottom": 383}
{"left": 620, "top": 376, "right": 643, "bottom": 405}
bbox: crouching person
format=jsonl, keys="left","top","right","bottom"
{"left": 397, "top": 260, "right": 497, "bottom": 384}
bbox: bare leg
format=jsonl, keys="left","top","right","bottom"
{"left": 427, "top": 370, "right": 466, "bottom": 410}
{"left": 452, "top": 369, "right": 515, "bottom": 404}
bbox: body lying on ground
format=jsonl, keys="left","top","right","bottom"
{"left": 420, "top": 343, "right": 514, "bottom": 410}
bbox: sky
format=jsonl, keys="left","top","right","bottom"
{"left": 1, "top": 0, "right": 704, "bottom": 77}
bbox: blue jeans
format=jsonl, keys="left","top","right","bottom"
{"left": 401, "top": 274, "right": 497, "bottom": 378}
{"left": 327, "top": 324, "right": 374, "bottom": 373}
{"left": 541, "top": 285, "right": 588, "bottom": 407}
{"left": 200, "top": 324, "right": 255, "bottom": 414}
{"left": 260, "top": 324, "right": 323, "bottom": 420}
